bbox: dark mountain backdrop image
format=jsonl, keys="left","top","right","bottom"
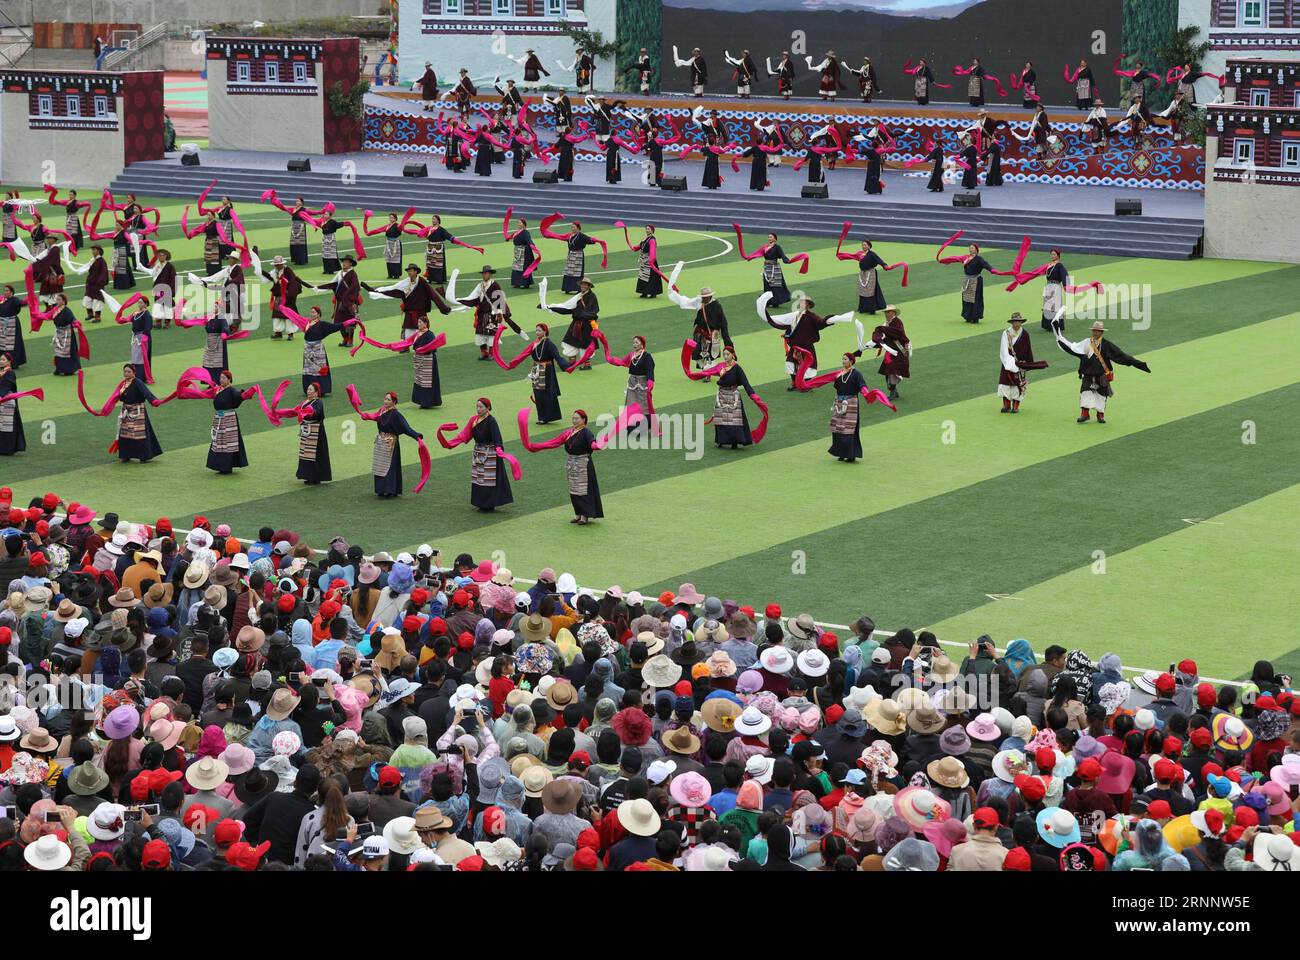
{"left": 659, "top": 0, "right": 1122, "bottom": 105}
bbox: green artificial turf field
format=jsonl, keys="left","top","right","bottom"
{"left": 2, "top": 188, "right": 1296, "bottom": 680}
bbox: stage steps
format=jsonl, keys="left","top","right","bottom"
{"left": 110, "top": 162, "right": 1204, "bottom": 260}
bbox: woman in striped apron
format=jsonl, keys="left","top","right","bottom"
{"left": 632, "top": 225, "right": 662, "bottom": 299}
{"left": 49, "top": 295, "right": 81, "bottom": 376}
{"left": 201, "top": 213, "right": 222, "bottom": 276}
{"left": 1019, "top": 61, "right": 1038, "bottom": 108}
{"left": 713, "top": 346, "right": 760, "bottom": 450}
{"left": 1, "top": 192, "right": 19, "bottom": 245}
{"left": 215, "top": 197, "right": 236, "bottom": 262}
{"left": 110, "top": 219, "right": 137, "bottom": 290}
{"left": 469, "top": 397, "right": 513, "bottom": 512}
{"left": 0, "top": 353, "right": 24, "bottom": 455}
{"left": 508, "top": 218, "right": 537, "bottom": 289}
{"left": 301, "top": 306, "right": 351, "bottom": 397}
{"left": 557, "top": 223, "right": 600, "bottom": 294}
{"left": 201, "top": 314, "right": 232, "bottom": 385}
{"left": 958, "top": 244, "right": 993, "bottom": 323}
{"left": 829, "top": 352, "right": 868, "bottom": 462}
{"left": 206, "top": 371, "right": 249, "bottom": 475}
{"left": 414, "top": 215, "right": 482, "bottom": 286}
{"left": 46, "top": 188, "right": 88, "bottom": 250}
{"left": 122, "top": 295, "right": 153, "bottom": 382}
{"left": 839, "top": 239, "right": 888, "bottom": 315}
{"left": 296, "top": 382, "right": 331, "bottom": 485}
{"left": 288, "top": 199, "right": 314, "bottom": 266}
{"left": 115, "top": 364, "right": 162, "bottom": 463}
{"left": 411, "top": 316, "right": 443, "bottom": 410}
{"left": 966, "top": 58, "right": 987, "bottom": 106}
{"left": 527, "top": 322, "right": 566, "bottom": 425}
{"left": 564, "top": 410, "right": 603, "bottom": 525}
{"left": 0, "top": 284, "right": 25, "bottom": 368}
{"left": 319, "top": 217, "right": 348, "bottom": 275}
{"left": 1041, "top": 249, "right": 1068, "bottom": 332}
{"left": 372, "top": 391, "right": 423, "bottom": 498}
{"left": 1073, "top": 59, "right": 1095, "bottom": 110}
{"left": 363, "top": 210, "right": 405, "bottom": 279}
{"left": 761, "top": 234, "right": 794, "bottom": 306}
{"left": 912, "top": 58, "right": 935, "bottom": 105}
{"left": 622, "top": 335, "right": 655, "bottom": 423}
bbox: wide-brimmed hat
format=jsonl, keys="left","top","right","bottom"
{"left": 68, "top": 760, "right": 110, "bottom": 796}
{"left": 893, "top": 786, "right": 951, "bottom": 831}
{"left": 675, "top": 582, "right": 705, "bottom": 605}
{"left": 143, "top": 582, "right": 175, "bottom": 608}
{"left": 706, "top": 650, "right": 736, "bottom": 678}
{"left": 864, "top": 698, "right": 906, "bottom": 736}
{"left": 734, "top": 705, "right": 771, "bottom": 737}
{"left": 992, "top": 748, "right": 1029, "bottom": 784}
{"left": 87, "top": 802, "right": 127, "bottom": 841}
{"left": 1271, "top": 756, "right": 1300, "bottom": 788}
{"left": 542, "top": 779, "right": 582, "bottom": 814}
{"left": 895, "top": 686, "right": 929, "bottom": 713}
{"left": 1212, "top": 713, "right": 1254, "bottom": 751}
{"left": 518, "top": 612, "right": 551, "bottom": 644}
{"left": 107, "top": 587, "right": 139, "bottom": 609}
{"left": 383, "top": 816, "right": 425, "bottom": 855}
{"left": 211, "top": 564, "right": 240, "bottom": 588}
{"left": 907, "top": 703, "right": 946, "bottom": 735}
{"left": 759, "top": 646, "right": 794, "bottom": 675}
{"left": 928, "top": 655, "right": 959, "bottom": 683}
{"left": 617, "top": 797, "right": 661, "bottom": 837}
{"left": 796, "top": 648, "right": 830, "bottom": 678}
{"left": 53, "top": 599, "right": 80, "bottom": 623}
{"left": 939, "top": 725, "right": 971, "bottom": 757}
{"left": 663, "top": 725, "right": 701, "bottom": 756}
{"left": 669, "top": 771, "right": 712, "bottom": 808}
{"left": 24, "top": 834, "right": 72, "bottom": 871}
{"left": 786, "top": 613, "right": 817, "bottom": 640}
{"left": 521, "top": 766, "right": 553, "bottom": 799}
{"left": 264, "top": 687, "right": 300, "bottom": 721}
{"left": 182, "top": 561, "right": 210, "bottom": 589}
{"left": 837, "top": 707, "right": 869, "bottom": 738}
{"left": 883, "top": 837, "right": 940, "bottom": 872}
{"left": 643, "top": 654, "right": 683, "bottom": 688}
{"left": 1097, "top": 751, "right": 1136, "bottom": 793}
{"left": 1254, "top": 832, "right": 1300, "bottom": 871}
{"left": 965, "top": 713, "right": 1001, "bottom": 742}
{"left": 185, "top": 756, "right": 230, "bottom": 791}
{"left": 1035, "top": 807, "right": 1081, "bottom": 848}
{"left": 234, "top": 767, "right": 279, "bottom": 805}
{"left": 701, "top": 698, "right": 742, "bottom": 734}
{"left": 545, "top": 680, "right": 577, "bottom": 711}
{"left": 927, "top": 755, "right": 970, "bottom": 789}
{"left": 102, "top": 704, "right": 139, "bottom": 740}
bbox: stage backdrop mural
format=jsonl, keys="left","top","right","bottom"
{"left": 660, "top": 0, "right": 1123, "bottom": 106}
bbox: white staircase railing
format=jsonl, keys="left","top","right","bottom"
{"left": 101, "top": 21, "right": 168, "bottom": 71}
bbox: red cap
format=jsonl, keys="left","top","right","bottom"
{"left": 1034, "top": 747, "right": 1057, "bottom": 772}
{"left": 193, "top": 515, "right": 210, "bottom": 530}
{"left": 377, "top": 765, "right": 403, "bottom": 789}
{"left": 972, "top": 806, "right": 1000, "bottom": 828}
{"left": 576, "top": 828, "right": 600, "bottom": 850}
{"left": 319, "top": 600, "right": 341, "bottom": 620}
{"left": 739, "top": 605, "right": 755, "bottom": 619}
{"left": 402, "top": 615, "right": 424, "bottom": 634}
{"left": 1162, "top": 736, "right": 1183, "bottom": 757}
{"left": 456, "top": 855, "right": 485, "bottom": 871}
{"left": 277, "top": 593, "right": 296, "bottom": 613}
{"left": 1201, "top": 762, "right": 1224, "bottom": 780}
{"left": 1190, "top": 728, "right": 1212, "bottom": 749}
{"left": 226, "top": 840, "right": 271, "bottom": 871}
{"left": 1014, "top": 774, "right": 1046, "bottom": 803}
{"left": 0, "top": 626, "right": 10, "bottom": 646}
{"left": 452, "top": 589, "right": 471, "bottom": 609}
{"left": 824, "top": 704, "right": 845, "bottom": 725}
{"left": 129, "top": 773, "right": 152, "bottom": 802}
{"left": 213, "top": 819, "right": 244, "bottom": 846}
{"left": 1196, "top": 683, "right": 1217, "bottom": 708}
{"left": 673, "top": 680, "right": 693, "bottom": 697}
{"left": 427, "top": 617, "right": 447, "bottom": 636}
{"left": 1076, "top": 758, "right": 1102, "bottom": 782}
{"left": 182, "top": 805, "right": 218, "bottom": 833}
{"left": 1177, "top": 659, "right": 1197, "bottom": 676}
{"left": 569, "top": 750, "right": 591, "bottom": 770}
{"left": 27, "top": 552, "right": 47, "bottom": 567}
{"left": 765, "top": 603, "right": 782, "bottom": 619}
{"left": 1154, "top": 672, "right": 1176, "bottom": 695}
{"left": 140, "top": 839, "right": 172, "bottom": 870}
{"left": 481, "top": 805, "right": 507, "bottom": 838}
{"left": 1003, "top": 847, "right": 1031, "bottom": 871}
{"left": 1200, "top": 808, "right": 1225, "bottom": 836}
{"left": 658, "top": 591, "right": 676, "bottom": 606}
{"left": 410, "top": 588, "right": 430, "bottom": 607}
{"left": 156, "top": 517, "right": 173, "bottom": 534}
{"left": 35, "top": 520, "right": 49, "bottom": 536}
{"left": 572, "top": 847, "right": 600, "bottom": 871}
{"left": 0, "top": 487, "right": 10, "bottom": 502}
{"left": 818, "top": 632, "right": 838, "bottom": 652}
{"left": 1153, "top": 759, "right": 1178, "bottom": 783}
{"left": 42, "top": 492, "right": 59, "bottom": 510}
{"left": 1232, "top": 806, "right": 1259, "bottom": 828}
{"left": 1145, "top": 799, "right": 1172, "bottom": 820}
{"left": 1255, "top": 695, "right": 1278, "bottom": 712}
{"left": 149, "top": 769, "right": 183, "bottom": 792}
{"left": 456, "top": 632, "right": 475, "bottom": 651}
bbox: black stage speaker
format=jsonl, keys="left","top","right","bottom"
{"left": 1115, "top": 198, "right": 1142, "bottom": 216}
{"left": 660, "top": 175, "right": 688, "bottom": 191}
{"left": 533, "top": 169, "right": 558, "bottom": 183}
{"left": 287, "top": 158, "right": 311, "bottom": 172}
{"left": 180, "top": 153, "right": 200, "bottom": 166}
{"left": 953, "top": 191, "right": 981, "bottom": 208}
{"left": 402, "top": 162, "right": 428, "bottom": 177}
{"left": 801, "top": 183, "right": 829, "bottom": 199}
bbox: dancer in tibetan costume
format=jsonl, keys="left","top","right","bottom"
{"left": 848, "top": 57, "right": 880, "bottom": 102}
{"left": 262, "top": 192, "right": 328, "bottom": 266}
{"left": 734, "top": 226, "right": 809, "bottom": 308}
{"left": 983, "top": 134, "right": 1004, "bottom": 186}
{"left": 963, "top": 58, "right": 989, "bottom": 106}
{"left": 610, "top": 334, "right": 655, "bottom": 429}
{"left": 725, "top": 50, "right": 757, "bottom": 97}
{"left": 459, "top": 264, "right": 521, "bottom": 360}
{"left": 1016, "top": 62, "right": 1039, "bottom": 108}
{"left": 936, "top": 234, "right": 1020, "bottom": 324}
{"left": 113, "top": 365, "right": 162, "bottom": 463}
{"left": 795, "top": 351, "right": 895, "bottom": 462}
{"left": 808, "top": 51, "right": 846, "bottom": 101}
{"left": 540, "top": 214, "right": 608, "bottom": 295}
{"left": 414, "top": 61, "right": 438, "bottom": 110}
{"left": 408, "top": 316, "right": 445, "bottom": 409}
{"left": 513, "top": 48, "right": 551, "bottom": 91}
{"left": 364, "top": 262, "right": 454, "bottom": 338}
{"left": 439, "top": 398, "right": 517, "bottom": 511}
{"left": 997, "top": 312, "right": 1047, "bottom": 414}
{"left": 369, "top": 391, "right": 424, "bottom": 498}
{"left": 0, "top": 352, "right": 36, "bottom": 455}
{"left": 740, "top": 120, "right": 782, "bottom": 192}
{"left": 115, "top": 294, "right": 153, "bottom": 383}
{"left": 504, "top": 212, "right": 540, "bottom": 289}
{"left": 297, "top": 306, "right": 352, "bottom": 397}
{"left": 672, "top": 47, "right": 708, "bottom": 97}
{"left": 520, "top": 408, "right": 604, "bottom": 524}
{"left": 1069, "top": 59, "right": 1095, "bottom": 109}
{"left": 363, "top": 210, "right": 411, "bottom": 279}
{"left": 522, "top": 322, "right": 568, "bottom": 424}
{"left": 768, "top": 51, "right": 796, "bottom": 100}
{"left": 1054, "top": 319, "right": 1151, "bottom": 423}
{"left": 835, "top": 225, "right": 909, "bottom": 316}
{"left": 709, "top": 346, "right": 762, "bottom": 449}
{"left": 909, "top": 58, "right": 936, "bottom": 105}
{"left": 43, "top": 186, "right": 90, "bottom": 250}
{"left": 761, "top": 290, "right": 853, "bottom": 390}
{"left": 667, "top": 275, "right": 732, "bottom": 381}
{"left": 43, "top": 294, "right": 84, "bottom": 376}
{"left": 136, "top": 247, "right": 178, "bottom": 329}
{"left": 296, "top": 383, "right": 331, "bottom": 485}
{"left": 627, "top": 48, "right": 652, "bottom": 93}
{"left": 318, "top": 216, "right": 361, "bottom": 275}
{"left": 264, "top": 255, "right": 305, "bottom": 341}
{"left": 959, "top": 136, "right": 980, "bottom": 189}
{"left": 81, "top": 246, "right": 110, "bottom": 323}
{"left": 1086, "top": 99, "right": 1112, "bottom": 154}
{"left": 541, "top": 276, "right": 600, "bottom": 371}
{"left": 206, "top": 371, "right": 249, "bottom": 474}
{"left": 409, "top": 214, "right": 484, "bottom": 286}
{"left": 621, "top": 223, "right": 665, "bottom": 299}
{"left": 873, "top": 305, "right": 911, "bottom": 401}
{"left": 0, "top": 284, "right": 24, "bottom": 368}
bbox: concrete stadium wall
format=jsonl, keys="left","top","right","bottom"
{"left": 0, "top": 91, "right": 126, "bottom": 187}
{"left": 208, "top": 68, "right": 325, "bottom": 155}
{"left": 1203, "top": 134, "right": 1300, "bottom": 263}
{"left": 0, "top": 0, "right": 379, "bottom": 24}
{"left": 163, "top": 39, "right": 205, "bottom": 72}
{"left": 395, "top": 0, "right": 615, "bottom": 90}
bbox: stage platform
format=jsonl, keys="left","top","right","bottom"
{"left": 112, "top": 149, "right": 1204, "bottom": 259}
{"left": 364, "top": 87, "right": 1206, "bottom": 193}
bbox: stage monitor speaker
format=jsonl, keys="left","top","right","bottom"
{"left": 1115, "top": 198, "right": 1142, "bottom": 216}
{"left": 801, "top": 183, "right": 829, "bottom": 199}
{"left": 402, "top": 163, "right": 428, "bottom": 178}
{"left": 953, "top": 191, "right": 981, "bottom": 208}
{"left": 533, "top": 169, "right": 558, "bottom": 183}
{"left": 180, "top": 153, "right": 200, "bottom": 166}
{"left": 660, "top": 175, "right": 688, "bottom": 191}
{"left": 287, "top": 158, "right": 311, "bottom": 172}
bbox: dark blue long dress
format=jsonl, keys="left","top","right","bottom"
{"left": 373, "top": 407, "right": 422, "bottom": 497}
{"left": 470, "top": 414, "right": 513, "bottom": 511}
{"left": 206, "top": 386, "right": 249, "bottom": 474}
{"left": 116, "top": 379, "right": 162, "bottom": 462}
